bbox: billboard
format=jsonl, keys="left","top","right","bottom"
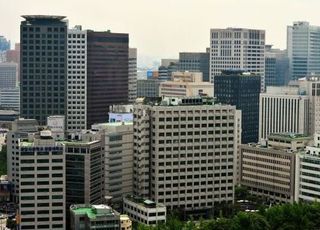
{"left": 109, "top": 113, "right": 133, "bottom": 123}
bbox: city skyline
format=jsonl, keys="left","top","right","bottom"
{"left": 1, "top": 0, "right": 320, "bottom": 66}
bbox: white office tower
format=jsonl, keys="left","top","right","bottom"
{"left": 92, "top": 121, "right": 134, "bottom": 208}
{"left": 128, "top": 48, "right": 137, "bottom": 103}
{"left": 67, "top": 26, "right": 87, "bottom": 132}
{"left": 295, "top": 133, "right": 320, "bottom": 202}
{"left": 259, "top": 86, "right": 309, "bottom": 142}
{"left": 7, "top": 118, "right": 39, "bottom": 198}
{"left": 18, "top": 130, "right": 65, "bottom": 229}
{"left": 210, "top": 28, "right": 265, "bottom": 91}
{"left": 133, "top": 97, "right": 241, "bottom": 215}
{"left": 287, "top": 22, "right": 320, "bottom": 81}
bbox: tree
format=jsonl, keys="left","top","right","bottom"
{"left": 0, "top": 144, "right": 7, "bottom": 175}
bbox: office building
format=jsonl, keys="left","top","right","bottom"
{"left": 133, "top": 97, "right": 241, "bottom": 215}
{"left": 18, "top": 130, "right": 65, "bottom": 229}
{"left": 20, "top": 15, "right": 67, "bottom": 125}
{"left": 179, "top": 51, "right": 210, "bottom": 82}
{"left": 7, "top": 118, "right": 39, "bottom": 197}
{"left": 265, "top": 45, "right": 289, "bottom": 86}
{"left": 65, "top": 132, "right": 105, "bottom": 210}
{"left": 91, "top": 122, "right": 133, "bottom": 207}
{"left": 158, "top": 59, "right": 178, "bottom": 81}
{"left": 240, "top": 133, "right": 310, "bottom": 204}
{"left": 123, "top": 196, "right": 166, "bottom": 226}
{"left": 0, "top": 63, "right": 17, "bottom": 89}
{"left": 137, "top": 79, "right": 160, "bottom": 98}
{"left": 129, "top": 48, "right": 137, "bottom": 103}
{"left": 159, "top": 71, "right": 213, "bottom": 98}
{"left": 287, "top": 21, "right": 320, "bottom": 81}
{"left": 259, "top": 86, "right": 309, "bottom": 142}
{"left": 6, "top": 43, "right": 20, "bottom": 81}
{"left": 295, "top": 133, "right": 320, "bottom": 202}
{"left": 66, "top": 26, "right": 87, "bottom": 132}
{"left": 70, "top": 204, "right": 120, "bottom": 230}
{"left": 210, "top": 28, "right": 265, "bottom": 90}
{"left": 214, "top": 70, "right": 260, "bottom": 143}
{"left": 87, "top": 31, "right": 129, "bottom": 127}
{"left": 47, "top": 115, "right": 65, "bottom": 140}
{"left": 0, "top": 87, "right": 20, "bottom": 111}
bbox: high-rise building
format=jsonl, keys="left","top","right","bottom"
{"left": 214, "top": 70, "right": 260, "bottom": 144}
{"left": 159, "top": 71, "right": 213, "bottom": 98}
{"left": 128, "top": 48, "right": 137, "bottom": 103}
{"left": 64, "top": 131, "right": 105, "bottom": 225}
{"left": 18, "top": 130, "right": 66, "bottom": 229}
{"left": 295, "top": 133, "right": 320, "bottom": 202}
{"left": 240, "top": 133, "right": 310, "bottom": 204}
{"left": 178, "top": 51, "right": 210, "bottom": 82}
{"left": 92, "top": 122, "right": 133, "bottom": 208}
{"left": 137, "top": 79, "right": 160, "bottom": 99}
{"left": 86, "top": 31, "right": 129, "bottom": 128}
{"left": 20, "top": 15, "right": 67, "bottom": 125}
{"left": 66, "top": 26, "right": 87, "bottom": 132}
{"left": 259, "top": 86, "right": 309, "bottom": 142}
{"left": 0, "top": 36, "right": 10, "bottom": 52}
{"left": 0, "top": 63, "right": 17, "bottom": 89}
{"left": 265, "top": 45, "right": 289, "bottom": 87}
{"left": 133, "top": 97, "right": 241, "bottom": 215}
{"left": 158, "top": 59, "right": 178, "bottom": 82}
{"left": 5, "top": 43, "right": 20, "bottom": 81}
{"left": 210, "top": 28, "right": 265, "bottom": 90}
{"left": 287, "top": 21, "right": 320, "bottom": 81}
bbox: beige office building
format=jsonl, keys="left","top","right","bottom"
{"left": 240, "top": 133, "right": 310, "bottom": 203}
{"left": 133, "top": 97, "right": 241, "bottom": 214}
{"left": 159, "top": 72, "right": 213, "bottom": 97}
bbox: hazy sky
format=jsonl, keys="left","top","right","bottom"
{"left": 0, "top": 0, "right": 319, "bottom": 66}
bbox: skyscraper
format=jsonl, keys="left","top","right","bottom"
{"left": 179, "top": 51, "right": 210, "bottom": 82}
{"left": 210, "top": 28, "right": 265, "bottom": 91}
{"left": 0, "top": 63, "right": 17, "bottom": 89}
{"left": 20, "top": 15, "right": 67, "bottom": 125}
{"left": 287, "top": 21, "right": 320, "bottom": 81}
{"left": 87, "top": 31, "right": 129, "bottom": 128}
{"left": 214, "top": 70, "right": 260, "bottom": 144}
{"left": 0, "top": 36, "right": 10, "bottom": 51}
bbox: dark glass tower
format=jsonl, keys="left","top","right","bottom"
{"left": 87, "top": 31, "right": 129, "bottom": 128}
{"left": 20, "top": 15, "right": 67, "bottom": 125}
{"left": 214, "top": 70, "right": 260, "bottom": 144}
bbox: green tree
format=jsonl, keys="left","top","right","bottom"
{"left": 231, "top": 212, "right": 270, "bottom": 230}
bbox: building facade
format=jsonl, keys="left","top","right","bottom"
{"left": 0, "top": 87, "right": 20, "bottom": 111}
{"left": 214, "top": 70, "right": 260, "bottom": 144}
{"left": 20, "top": 15, "right": 67, "bottom": 125}
{"left": 210, "top": 28, "right": 265, "bottom": 90}
{"left": 240, "top": 133, "right": 310, "bottom": 204}
{"left": 137, "top": 79, "right": 160, "bottom": 99}
{"left": 179, "top": 51, "right": 210, "bottom": 82}
{"left": 159, "top": 71, "right": 213, "bottom": 98}
{"left": 18, "top": 130, "right": 66, "bottom": 229}
{"left": 133, "top": 97, "right": 241, "bottom": 215}
{"left": 259, "top": 86, "right": 310, "bottom": 142}
{"left": 87, "top": 31, "right": 129, "bottom": 127}
{"left": 0, "top": 62, "right": 17, "bottom": 89}
{"left": 66, "top": 26, "right": 87, "bottom": 132}
{"left": 128, "top": 48, "right": 137, "bottom": 103}
{"left": 287, "top": 21, "right": 320, "bottom": 81}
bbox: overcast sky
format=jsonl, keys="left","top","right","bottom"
{"left": 0, "top": 0, "right": 319, "bottom": 66}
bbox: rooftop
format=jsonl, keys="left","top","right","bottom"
{"left": 124, "top": 195, "right": 165, "bottom": 208}
{"left": 21, "top": 15, "right": 66, "bottom": 20}
{"left": 269, "top": 133, "right": 310, "bottom": 140}
{"left": 71, "top": 204, "right": 117, "bottom": 219}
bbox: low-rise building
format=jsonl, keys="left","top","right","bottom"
{"left": 240, "top": 133, "right": 310, "bottom": 204}
{"left": 123, "top": 196, "right": 166, "bottom": 226}
{"left": 70, "top": 204, "right": 120, "bottom": 230}
{"left": 120, "top": 214, "right": 132, "bottom": 230}
{"left": 159, "top": 71, "right": 213, "bottom": 97}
